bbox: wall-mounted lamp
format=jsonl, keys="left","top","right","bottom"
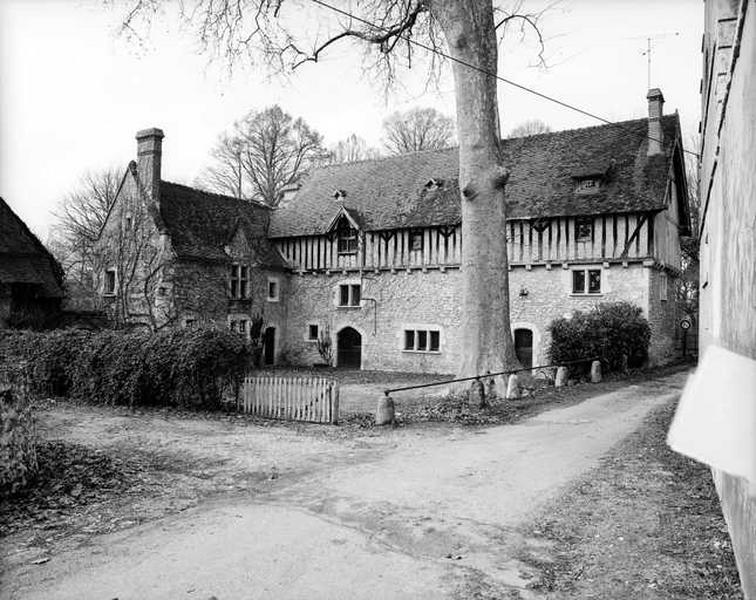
{"left": 519, "top": 287, "right": 529, "bottom": 297}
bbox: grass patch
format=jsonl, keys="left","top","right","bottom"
{"left": 517, "top": 399, "right": 743, "bottom": 599}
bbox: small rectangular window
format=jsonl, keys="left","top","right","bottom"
{"left": 184, "top": 318, "right": 196, "bottom": 329}
{"left": 404, "top": 330, "right": 415, "bottom": 350}
{"left": 572, "top": 270, "right": 586, "bottom": 294}
{"left": 230, "top": 265, "right": 240, "bottom": 299}
{"left": 572, "top": 268, "right": 601, "bottom": 294}
{"left": 338, "top": 284, "right": 360, "bottom": 307}
{"left": 267, "top": 278, "right": 280, "bottom": 302}
{"left": 403, "top": 328, "right": 440, "bottom": 353}
{"left": 307, "top": 324, "right": 319, "bottom": 341}
{"left": 588, "top": 269, "right": 601, "bottom": 294}
{"left": 429, "top": 331, "right": 440, "bottom": 352}
{"left": 339, "top": 284, "right": 350, "bottom": 306}
{"left": 410, "top": 231, "right": 423, "bottom": 251}
{"left": 576, "top": 217, "right": 593, "bottom": 241}
{"left": 240, "top": 266, "right": 249, "bottom": 299}
{"left": 417, "top": 330, "right": 428, "bottom": 351}
{"left": 104, "top": 269, "right": 116, "bottom": 295}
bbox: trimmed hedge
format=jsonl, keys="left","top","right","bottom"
{"left": 548, "top": 302, "right": 651, "bottom": 374}
{"left": 0, "top": 328, "right": 252, "bottom": 409}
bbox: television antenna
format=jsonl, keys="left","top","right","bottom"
{"left": 640, "top": 32, "right": 681, "bottom": 88}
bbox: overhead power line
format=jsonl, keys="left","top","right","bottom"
{"left": 308, "top": 0, "right": 699, "bottom": 159}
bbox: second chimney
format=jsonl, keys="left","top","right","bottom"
{"left": 136, "top": 128, "right": 164, "bottom": 203}
{"left": 646, "top": 89, "right": 664, "bottom": 156}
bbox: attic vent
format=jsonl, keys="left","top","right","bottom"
{"left": 425, "top": 178, "right": 444, "bottom": 190}
{"left": 333, "top": 189, "right": 347, "bottom": 201}
{"left": 575, "top": 178, "right": 601, "bottom": 194}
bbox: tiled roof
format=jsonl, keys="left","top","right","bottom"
{"left": 0, "top": 198, "right": 64, "bottom": 297}
{"left": 158, "top": 182, "right": 285, "bottom": 268}
{"left": 269, "top": 115, "right": 681, "bottom": 237}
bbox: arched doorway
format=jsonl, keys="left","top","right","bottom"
{"left": 337, "top": 327, "right": 362, "bottom": 369}
{"left": 514, "top": 328, "right": 533, "bottom": 369}
{"left": 263, "top": 326, "right": 276, "bottom": 366}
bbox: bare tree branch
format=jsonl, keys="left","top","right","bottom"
{"left": 382, "top": 107, "right": 455, "bottom": 155}
{"left": 196, "top": 105, "right": 327, "bottom": 205}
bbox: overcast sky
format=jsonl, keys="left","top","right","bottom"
{"left": 0, "top": 0, "right": 702, "bottom": 240}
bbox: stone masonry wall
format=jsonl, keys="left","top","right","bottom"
{"left": 281, "top": 261, "right": 667, "bottom": 373}
{"left": 509, "top": 263, "right": 651, "bottom": 365}
{"left": 646, "top": 268, "right": 680, "bottom": 365}
{"left": 283, "top": 269, "right": 462, "bottom": 373}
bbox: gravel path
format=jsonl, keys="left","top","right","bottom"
{"left": 3, "top": 371, "right": 689, "bottom": 600}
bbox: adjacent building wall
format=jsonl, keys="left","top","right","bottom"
{"left": 699, "top": 1, "right": 756, "bottom": 596}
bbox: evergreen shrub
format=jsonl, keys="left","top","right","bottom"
{"left": 0, "top": 386, "right": 38, "bottom": 498}
{"left": 547, "top": 302, "right": 651, "bottom": 374}
{"left": 0, "top": 328, "right": 252, "bottom": 409}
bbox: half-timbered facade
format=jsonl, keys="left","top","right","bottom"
{"left": 269, "top": 89, "right": 691, "bottom": 371}
{"left": 98, "top": 89, "right": 690, "bottom": 373}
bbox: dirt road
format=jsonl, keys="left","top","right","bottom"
{"left": 3, "top": 371, "right": 688, "bottom": 600}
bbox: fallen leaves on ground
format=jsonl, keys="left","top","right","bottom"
{"left": 517, "top": 400, "right": 743, "bottom": 600}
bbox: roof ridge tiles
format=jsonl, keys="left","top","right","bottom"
{"left": 160, "top": 180, "right": 272, "bottom": 209}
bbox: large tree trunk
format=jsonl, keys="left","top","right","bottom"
{"left": 433, "top": 0, "right": 518, "bottom": 380}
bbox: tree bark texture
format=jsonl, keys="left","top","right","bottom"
{"left": 433, "top": 0, "right": 518, "bottom": 379}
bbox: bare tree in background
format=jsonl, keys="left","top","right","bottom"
{"left": 50, "top": 169, "right": 121, "bottom": 306}
{"left": 197, "top": 105, "right": 327, "bottom": 206}
{"left": 329, "top": 134, "right": 382, "bottom": 163}
{"left": 122, "top": 0, "right": 552, "bottom": 382}
{"left": 382, "top": 107, "right": 455, "bottom": 155}
{"left": 507, "top": 118, "right": 551, "bottom": 138}
{"left": 677, "top": 135, "right": 701, "bottom": 321}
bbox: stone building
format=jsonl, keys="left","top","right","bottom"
{"left": 95, "top": 128, "right": 287, "bottom": 361}
{"left": 97, "top": 89, "right": 690, "bottom": 371}
{"left": 270, "top": 89, "right": 690, "bottom": 371}
{"left": 696, "top": 0, "right": 756, "bottom": 595}
{"left": 0, "top": 197, "right": 64, "bottom": 329}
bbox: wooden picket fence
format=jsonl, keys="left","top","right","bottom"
{"left": 238, "top": 375, "right": 339, "bottom": 424}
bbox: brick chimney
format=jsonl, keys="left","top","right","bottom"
{"left": 135, "top": 128, "right": 164, "bottom": 203}
{"left": 646, "top": 89, "right": 664, "bottom": 156}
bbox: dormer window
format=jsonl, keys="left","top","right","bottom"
{"left": 531, "top": 218, "right": 550, "bottom": 233}
{"left": 575, "top": 217, "right": 593, "bottom": 241}
{"left": 336, "top": 218, "right": 358, "bottom": 255}
{"left": 333, "top": 189, "right": 348, "bottom": 201}
{"left": 410, "top": 230, "right": 424, "bottom": 251}
{"left": 424, "top": 178, "right": 444, "bottom": 190}
{"left": 576, "top": 178, "right": 600, "bottom": 193}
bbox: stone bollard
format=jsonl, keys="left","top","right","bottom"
{"left": 555, "top": 366, "right": 568, "bottom": 388}
{"left": 375, "top": 394, "right": 395, "bottom": 426}
{"left": 590, "top": 360, "right": 602, "bottom": 383}
{"left": 469, "top": 379, "right": 486, "bottom": 408}
{"left": 486, "top": 376, "right": 497, "bottom": 400}
{"left": 505, "top": 374, "right": 521, "bottom": 399}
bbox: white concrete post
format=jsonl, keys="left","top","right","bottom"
{"left": 470, "top": 379, "right": 486, "bottom": 408}
{"left": 555, "top": 366, "right": 568, "bottom": 388}
{"left": 506, "top": 374, "right": 521, "bottom": 399}
{"left": 590, "top": 360, "right": 602, "bottom": 383}
{"left": 375, "top": 394, "right": 395, "bottom": 426}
